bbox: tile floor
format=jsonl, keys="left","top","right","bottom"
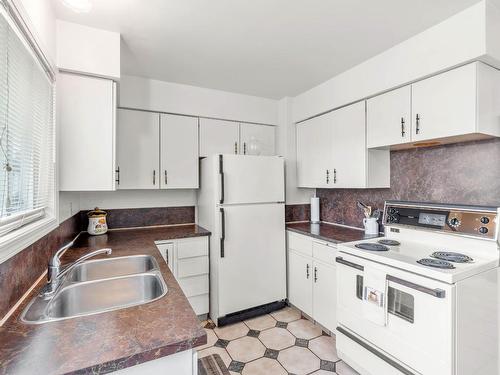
{"left": 198, "top": 306, "right": 359, "bottom": 375}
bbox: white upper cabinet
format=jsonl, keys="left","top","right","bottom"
{"left": 297, "top": 101, "right": 390, "bottom": 189}
{"left": 367, "top": 62, "right": 500, "bottom": 148}
{"left": 116, "top": 109, "right": 160, "bottom": 189}
{"left": 367, "top": 85, "right": 412, "bottom": 148}
{"left": 331, "top": 101, "right": 368, "bottom": 188}
{"left": 199, "top": 118, "right": 239, "bottom": 157}
{"left": 59, "top": 73, "right": 116, "bottom": 191}
{"left": 239, "top": 123, "right": 275, "bottom": 156}
{"left": 160, "top": 114, "right": 199, "bottom": 189}
{"left": 296, "top": 112, "right": 334, "bottom": 188}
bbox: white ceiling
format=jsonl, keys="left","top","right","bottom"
{"left": 53, "top": 0, "right": 481, "bottom": 99}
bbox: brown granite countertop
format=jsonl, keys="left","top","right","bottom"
{"left": 0, "top": 224, "right": 210, "bottom": 375}
{"left": 286, "top": 222, "right": 379, "bottom": 243}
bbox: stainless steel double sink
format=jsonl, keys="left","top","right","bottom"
{"left": 21, "top": 255, "right": 168, "bottom": 324}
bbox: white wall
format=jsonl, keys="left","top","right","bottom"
{"left": 292, "top": 0, "right": 491, "bottom": 122}
{"left": 276, "top": 98, "right": 314, "bottom": 204}
{"left": 17, "top": 0, "right": 56, "bottom": 62}
{"left": 78, "top": 190, "right": 196, "bottom": 211}
{"left": 119, "top": 75, "right": 279, "bottom": 125}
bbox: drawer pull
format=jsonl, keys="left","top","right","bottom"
{"left": 335, "top": 256, "right": 364, "bottom": 271}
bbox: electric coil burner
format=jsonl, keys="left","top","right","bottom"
{"left": 355, "top": 243, "right": 389, "bottom": 251}
{"left": 431, "top": 251, "right": 473, "bottom": 263}
{"left": 378, "top": 239, "right": 401, "bottom": 246}
{"left": 417, "top": 258, "right": 455, "bottom": 269}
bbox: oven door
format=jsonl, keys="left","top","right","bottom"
{"left": 336, "top": 252, "right": 455, "bottom": 375}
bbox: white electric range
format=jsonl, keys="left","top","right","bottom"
{"left": 335, "top": 201, "right": 500, "bottom": 375}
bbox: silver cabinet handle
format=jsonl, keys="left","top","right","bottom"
{"left": 164, "top": 170, "right": 167, "bottom": 185}
{"left": 234, "top": 142, "right": 238, "bottom": 154}
{"left": 243, "top": 142, "right": 247, "bottom": 155}
{"left": 401, "top": 117, "right": 405, "bottom": 137}
{"left": 306, "top": 263, "right": 310, "bottom": 279}
{"left": 115, "top": 166, "right": 120, "bottom": 185}
{"left": 326, "top": 169, "right": 330, "bottom": 184}
{"left": 153, "top": 170, "right": 156, "bottom": 185}
{"left": 415, "top": 114, "right": 421, "bottom": 134}
{"left": 386, "top": 275, "right": 446, "bottom": 298}
{"left": 314, "top": 267, "right": 318, "bottom": 283}
{"left": 333, "top": 168, "right": 337, "bottom": 184}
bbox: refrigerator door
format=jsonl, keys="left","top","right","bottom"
{"left": 218, "top": 203, "right": 286, "bottom": 316}
{"left": 220, "top": 154, "right": 284, "bottom": 204}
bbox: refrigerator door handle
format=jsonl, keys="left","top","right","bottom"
{"left": 219, "top": 155, "right": 224, "bottom": 204}
{"left": 220, "top": 207, "right": 225, "bottom": 258}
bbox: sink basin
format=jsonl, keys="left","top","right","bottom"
{"left": 66, "top": 255, "right": 159, "bottom": 282}
{"left": 20, "top": 253, "right": 168, "bottom": 324}
{"left": 47, "top": 273, "right": 166, "bottom": 319}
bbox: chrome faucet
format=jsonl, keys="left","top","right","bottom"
{"left": 43, "top": 242, "right": 112, "bottom": 296}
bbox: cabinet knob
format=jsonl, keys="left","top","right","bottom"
{"left": 115, "top": 166, "right": 120, "bottom": 185}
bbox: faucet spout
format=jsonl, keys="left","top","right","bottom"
{"left": 43, "top": 246, "right": 113, "bottom": 296}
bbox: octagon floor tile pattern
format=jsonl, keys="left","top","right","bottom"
{"left": 199, "top": 306, "right": 360, "bottom": 375}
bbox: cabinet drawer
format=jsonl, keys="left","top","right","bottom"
{"left": 188, "top": 294, "right": 209, "bottom": 315}
{"left": 312, "top": 241, "right": 337, "bottom": 265}
{"left": 177, "top": 256, "right": 209, "bottom": 278}
{"left": 288, "top": 232, "right": 313, "bottom": 257}
{"left": 178, "top": 275, "right": 209, "bottom": 297}
{"left": 177, "top": 238, "right": 208, "bottom": 259}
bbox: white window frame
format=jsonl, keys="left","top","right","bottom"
{"left": 0, "top": 0, "right": 58, "bottom": 264}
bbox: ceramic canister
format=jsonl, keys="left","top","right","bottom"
{"left": 87, "top": 207, "right": 108, "bottom": 235}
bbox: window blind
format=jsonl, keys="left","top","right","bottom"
{"left": 0, "top": 11, "right": 55, "bottom": 237}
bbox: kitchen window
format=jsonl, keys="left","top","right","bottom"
{"left": 0, "top": 4, "right": 56, "bottom": 262}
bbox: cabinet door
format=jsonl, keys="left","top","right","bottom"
{"left": 288, "top": 251, "right": 313, "bottom": 316}
{"left": 240, "top": 123, "right": 275, "bottom": 156}
{"left": 296, "top": 112, "right": 333, "bottom": 188}
{"left": 367, "top": 86, "right": 411, "bottom": 148}
{"left": 160, "top": 114, "right": 199, "bottom": 189}
{"left": 411, "top": 63, "right": 476, "bottom": 142}
{"left": 331, "top": 101, "right": 367, "bottom": 188}
{"left": 58, "top": 73, "right": 116, "bottom": 191}
{"left": 312, "top": 260, "right": 337, "bottom": 332}
{"left": 116, "top": 109, "right": 160, "bottom": 189}
{"left": 199, "top": 118, "right": 239, "bottom": 157}
{"left": 156, "top": 242, "right": 175, "bottom": 273}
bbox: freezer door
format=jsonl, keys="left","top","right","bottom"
{"left": 220, "top": 154, "right": 284, "bottom": 204}
{"left": 218, "top": 203, "right": 286, "bottom": 316}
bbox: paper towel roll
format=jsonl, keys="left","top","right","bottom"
{"left": 311, "top": 197, "right": 320, "bottom": 224}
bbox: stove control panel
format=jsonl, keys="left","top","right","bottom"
{"left": 383, "top": 201, "right": 498, "bottom": 241}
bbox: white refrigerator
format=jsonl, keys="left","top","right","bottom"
{"left": 197, "top": 154, "right": 286, "bottom": 325}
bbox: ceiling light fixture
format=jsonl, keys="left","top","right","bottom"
{"left": 62, "top": 0, "right": 92, "bottom": 13}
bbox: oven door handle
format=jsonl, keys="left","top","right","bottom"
{"left": 336, "top": 256, "right": 364, "bottom": 271}
{"left": 386, "top": 275, "right": 446, "bottom": 298}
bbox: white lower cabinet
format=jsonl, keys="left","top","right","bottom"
{"left": 287, "top": 231, "right": 337, "bottom": 332}
{"left": 156, "top": 237, "right": 209, "bottom": 315}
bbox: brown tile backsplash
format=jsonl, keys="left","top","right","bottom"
{"left": 0, "top": 213, "right": 81, "bottom": 320}
{"left": 79, "top": 206, "right": 195, "bottom": 230}
{"left": 318, "top": 138, "right": 500, "bottom": 229}
{"left": 285, "top": 204, "right": 311, "bottom": 223}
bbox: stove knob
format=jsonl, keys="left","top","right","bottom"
{"left": 480, "top": 216, "right": 490, "bottom": 225}
{"left": 389, "top": 208, "right": 398, "bottom": 215}
{"left": 449, "top": 217, "right": 461, "bottom": 228}
{"left": 479, "top": 227, "right": 489, "bottom": 234}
